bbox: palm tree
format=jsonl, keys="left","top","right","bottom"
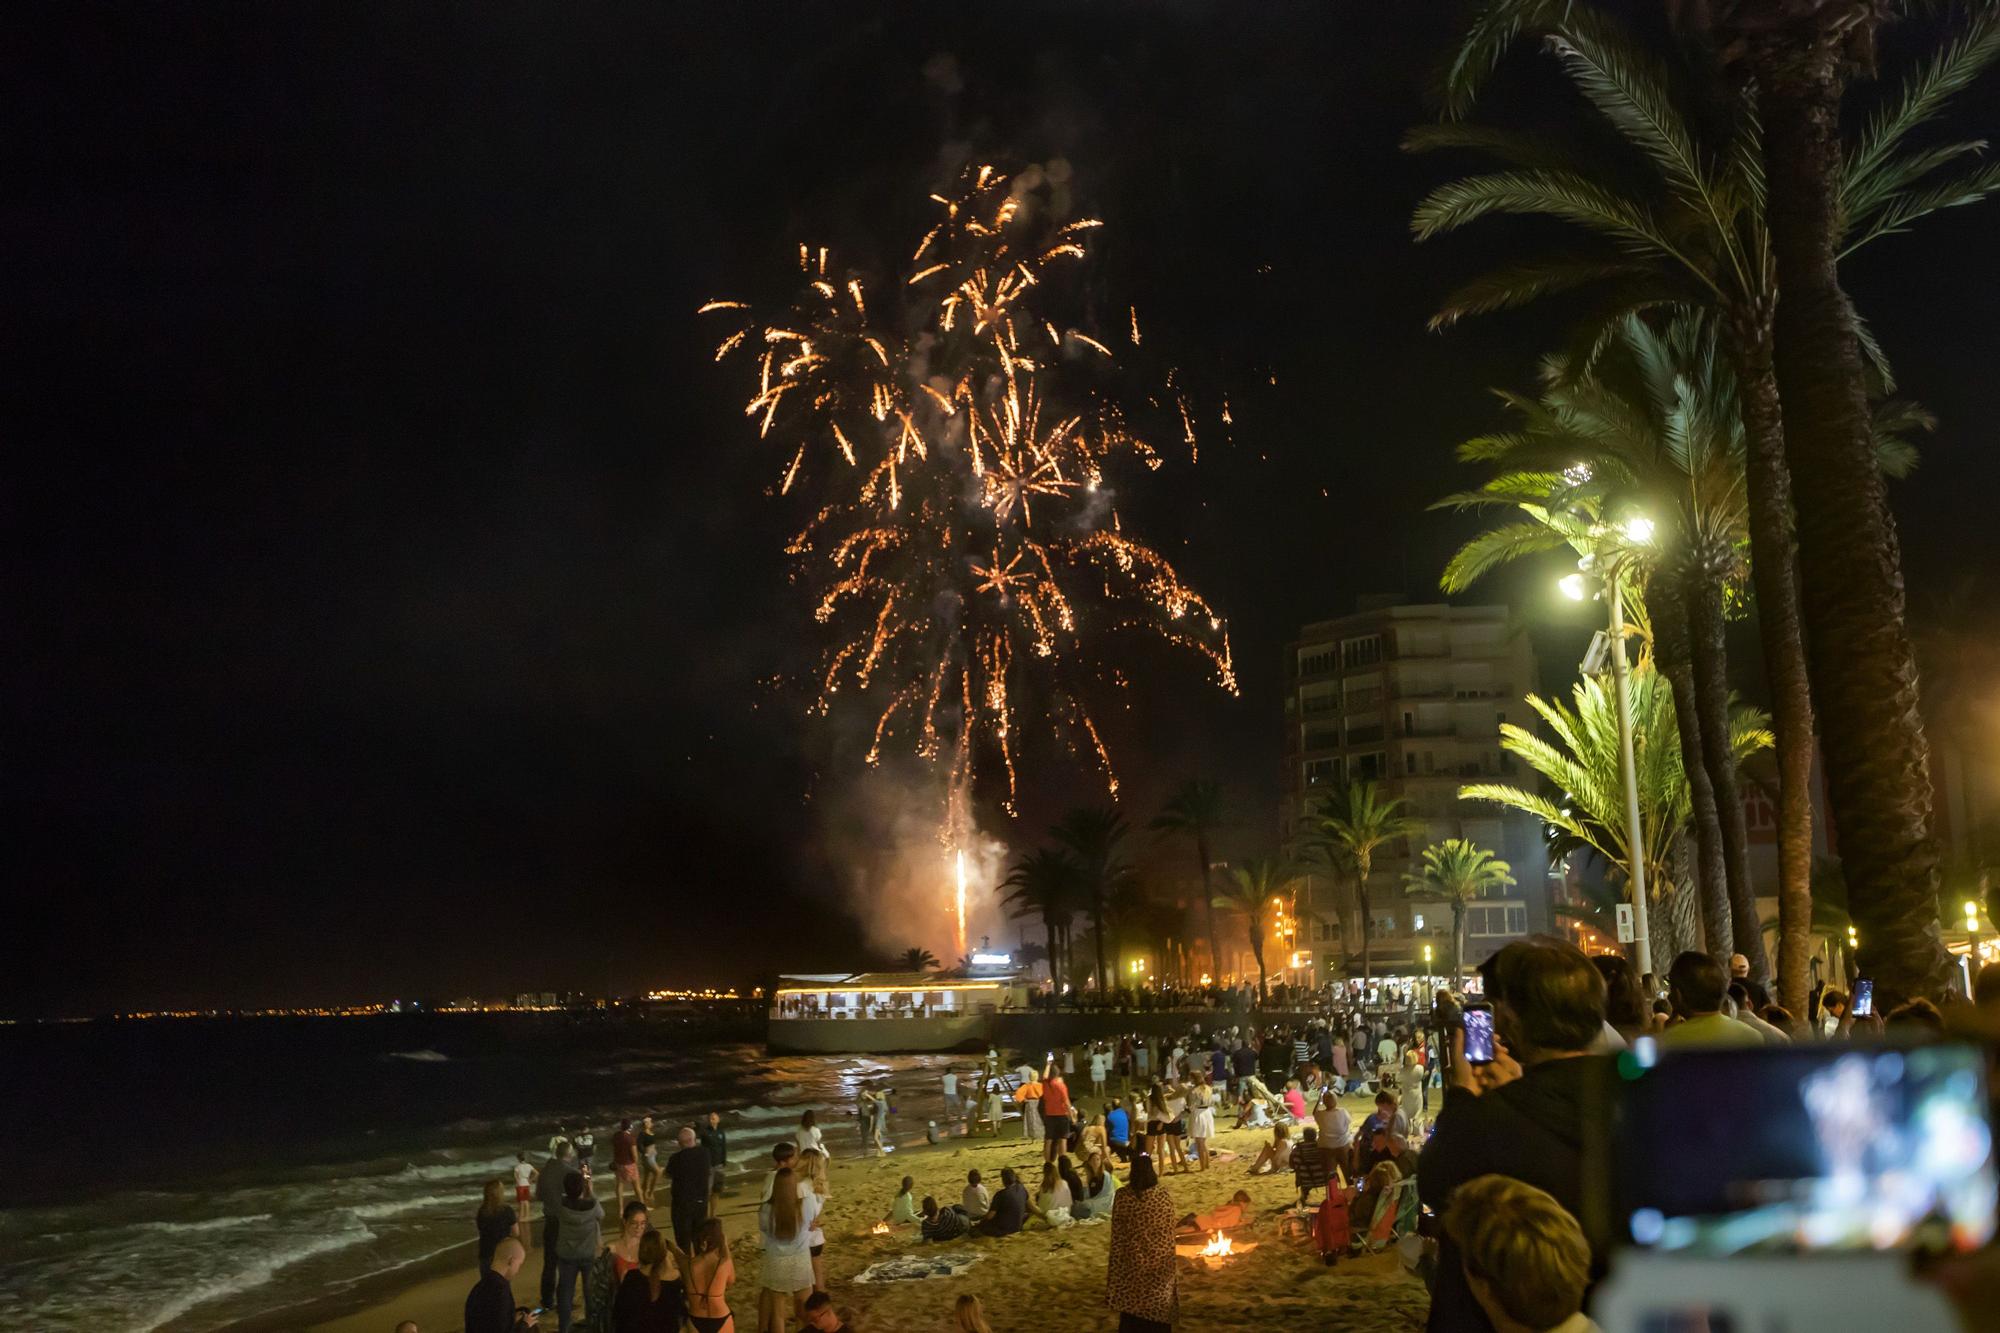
{"left": 1463, "top": 658, "right": 1772, "bottom": 968}
{"left": 898, "top": 947, "right": 939, "bottom": 972}
{"left": 1435, "top": 314, "right": 1767, "bottom": 973}
{"left": 1015, "top": 940, "right": 1050, "bottom": 980}
{"left": 1051, "top": 806, "right": 1134, "bottom": 993}
{"left": 1152, "top": 779, "right": 1227, "bottom": 981}
{"left": 1404, "top": 839, "right": 1516, "bottom": 985}
{"left": 1419, "top": 0, "right": 1998, "bottom": 1008}
{"left": 1311, "top": 781, "right": 1425, "bottom": 982}
{"left": 1214, "top": 858, "right": 1300, "bottom": 1004}
{"left": 1000, "top": 847, "right": 1081, "bottom": 987}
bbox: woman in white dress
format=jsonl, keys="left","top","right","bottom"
{"left": 1187, "top": 1072, "right": 1218, "bottom": 1171}
{"left": 1032, "top": 1161, "right": 1073, "bottom": 1226}
{"left": 758, "top": 1165, "right": 819, "bottom": 1331}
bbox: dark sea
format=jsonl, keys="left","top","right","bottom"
{"left": 3, "top": 1014, "right": 957, "bottom": 1331}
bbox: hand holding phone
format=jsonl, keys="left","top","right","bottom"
{"left": 1851, "top": 978, "right": 1874, "bottom": 1018}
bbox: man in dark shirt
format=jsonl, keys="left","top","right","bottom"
{"left": 973, "top": 1167, "right": 1029, "bottom": 1236}
{"left": 610, "top": 1118, "right": 639, "bottom": 1212}
{"left": 697, "top": 1110, "right": 729, "bottom": 1196}
{"left": 534, "top": 1143, "right": 576, "bottom": 1308}
{"left": 1418, "top": 939, "right": 1608, "bottom": 1333}
{"left": 464, "top": 1236, "right": 537, "bottom": 1333}
{"left": 666, "top": 1124, "right": 712, "bottom": 1248}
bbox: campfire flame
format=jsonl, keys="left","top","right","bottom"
{"left": 1200, "top": 1230, "right": 1233, "bottom": 1258}
{"left": 872, "top": 1222, "right": 893, "bottom": 1235}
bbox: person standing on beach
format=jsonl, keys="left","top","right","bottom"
{"left": 795, "top": 1109, "right": 825, "bottom": 1158}
{"left": 612, "top": 1118, "right": 640, "bottom": 1213}
{"left": 941, "top": 1066, "right": 960, "bottom": 1119}
{"left": 538, "top": 1141, "right": 578, "bottom": 1309}
{"left": 668, "top": 1125, "right": 713, "bottom": 1249}
{"left": 514, "top": 1152, "right": 539, "bottom": 1239}
{"left": 575, "top": 1126, "right": 596, "bottom": 1174}
{"left": 1017, "top": 1069, "right": 1044, "bottom": 1143}
{"left": 477, "top": 1178, "right": 520, "bottom": 1274}
{"left": 1090, "top": 1043, "right": 1110, "bottom": 1098}
{"left": 757, "top": 1166, "right": 818, "bottom": 1333}
{"left": 872, "top": 1085, "right": 893, "bottom": 1153}
{"left": 637, "top": 1117, "right": 661, "bottom": 1207}
{"left": 1041, "top": 1068, "right": 1073, "bottom": 1164}
{"left": 698, "top": 1111, "right": 729, "bottom": 1200}
{"left": 465, "top": 1236, "right": 538, "bottom": 1333}
{"left": 1107, "top": 1153, "right": 1176, "bottom": 1333}
{"left": 554, "top": 1169, "right": 604, "bottom": 1333}
{"left": 686, "top": 1217, "right": 735, "bottom": 1333}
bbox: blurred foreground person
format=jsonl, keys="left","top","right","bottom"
{"left": 1446, "top": 1175, "right": 1598, "bottom": 1333}
{"left": 1419, "top": 938, "right": 1607, "bottom": 1333}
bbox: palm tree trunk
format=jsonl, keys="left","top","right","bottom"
{"left": 1091, "top": 888, "right": 1108, "bottom": 993}
{"left": 1749, "top": 29, "right": 1956, "bottom": 1007}
{"left": 1650, "top": 577, "right": 1731, "bottom": 958}
{"left": 1045, "top": 921, "right": 1060, "bottom": 985}
{"left": 1196, "top": 832, "right": 1220, "bottom": 981}
{"left": 1356, "top": 854, "right": 1373, "bottom": 982}
{"left": 1251, "top": 930, "right": 1267, "bottom": 1004}
{"left": 1724, "top": 322, "right": 1817, "bottom": 1021}
{"left": 1690, "top": 572, "right": 1772, "bottom": 984}
{"left": 1452, "top": 903, "right": 1465, "bottom": 986}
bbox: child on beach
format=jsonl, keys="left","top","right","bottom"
{"left": 884, "top": 1175, "right": 919, "bottom": 1226}
{"left": 513, "top": 1152, "right": 537, "bottom": 1238}
{"left": 960, "top": 1169, "right": 990, "bottom": 1220}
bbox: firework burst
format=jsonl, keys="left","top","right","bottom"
{"left": 706, "top": 165, "right": 1234, "bottom": 852}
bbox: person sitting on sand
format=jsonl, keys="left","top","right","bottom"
{"left": 1237, "top": 1088, "right": 1272, "bottom": 1130}
{"left": 920, "top": 1194, "right": 968, "bottom": 1242}
{"left": 1249, "top": 1122, "right": 1292, "bottom": 1176}
{"left": 954, "top": 1293, "right": 995, "bottom": 1333}
{"left": 1283, "top": 1079, "right": 1310, "bottom": 1123}
{"left": 1346, "top": 1160, "right": 1403, "bottom": 1246}
{"left": 1074, "top": 1151, "right": 1118, "bottom": 1219}
{"left": 1104, "top": 1101, "right": 1132, "bottom": 1161}
{"left": 1056, "top": 1155, "right": 1088, "bottom": 1215}
{"left": 973, "top": 1166, "right": 1030, "bottom": 1236}
{"left": 1033, "top": 1161, "right": 1073, "bottom": 1226}
{"left": 1177, "top": 1188, "right": 1254, "bottom": 1235}
{"left": 1291, "top": 1125, "right": 1333, "bottom": 1207}
{"left": 961, "top": 1168, "right": 990, "bottom": 1220}
{"left": 884, "top": 1175, "right": 919, "bottom": 1226}
{"left": 1078, "top": 1111, "right": 1110, "bottom": 1163}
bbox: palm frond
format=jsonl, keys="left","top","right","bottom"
{"left": 1402, "top": 122, "right": 1587, "bottom": 171}
{"left": 1438, "top": 521, "right": 1573, "bottom": 593}
{"left": 1437, "top": 0, "right": 1570, "bottom": 119}
{"left": 1842, "top": 158, "right": 2000, "bottom": 256}
{"left": 1430, "top": 256, "right": 1655, "bottom": 329}
{"left": 1846, "top": 5, "right": 2000, "bottom": 203}
{"left": 1411, "top": 170, "right": 1695, "bottom": 275}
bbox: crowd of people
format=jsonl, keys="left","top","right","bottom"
{"left": 407, "top": 945, "right": 2000, "bottom": 1332}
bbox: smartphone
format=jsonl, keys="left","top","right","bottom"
{"left": 1851, "top": 978, "right": 1874, "bottom": 1018}
{"left": 1463, "top": 1005, "right": 1496, "bottom": 1065}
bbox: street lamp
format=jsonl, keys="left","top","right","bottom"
{"left": 1562, "top": 514, "right": 1656, "bottom": 983}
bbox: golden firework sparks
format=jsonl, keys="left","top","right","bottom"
{"left": 704, "top": 163, "right": 1234, "bottom": 864}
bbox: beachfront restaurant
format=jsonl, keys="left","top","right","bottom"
{"left": 770, "top": 970, "right": 1025, "bottom": 1020}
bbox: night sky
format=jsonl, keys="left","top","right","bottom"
{"left": 10, "top": 4, "right": 1999, "bottom": 1017}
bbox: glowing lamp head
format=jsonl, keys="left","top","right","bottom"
{"left": 1559, "top": 573, "right": 1589, "bottom": 602}
{"left": 1623, "top": 515, "right": 1656, "bottom": 544}
{"left": 1966, "top": 902, "right": 1981, "bottom": 923}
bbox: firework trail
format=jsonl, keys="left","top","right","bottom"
{"left": 705, "top": 165, "right": 1235, "bottom": 928}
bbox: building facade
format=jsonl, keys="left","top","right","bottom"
{"left": 1279, "top": 599, "right": 1551, "bottom": 983}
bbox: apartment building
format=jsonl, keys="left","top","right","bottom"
{"left": 1279, "top": 599, "right": 1551, "bottom": 983}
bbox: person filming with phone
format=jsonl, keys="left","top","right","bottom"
{"left": 1418, "top": 937, "right": 1610, "bottom": 1333}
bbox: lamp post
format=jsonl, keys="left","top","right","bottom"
{"left": 1964, "top": 901, "right": 1981, "bottom": 996}
{"left": 1422, "top": 943, "right": 1433, "bottom": 1008}
{"left": 1562, "top": 514, "right": 1655, "bottom": 984}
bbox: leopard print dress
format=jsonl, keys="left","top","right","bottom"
{"left": 1106, "top": 1185, "right": 1177, "bottom": 1324}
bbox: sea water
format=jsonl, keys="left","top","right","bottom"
{"left": 4, "top": 1014, "right": 962, "bottom": 1330}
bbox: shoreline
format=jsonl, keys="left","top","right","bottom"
{"left": 291, "top": 1084, "right": 1429, "bottom": 1332}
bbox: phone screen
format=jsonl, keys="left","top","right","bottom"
{"left": 1463, "top": 1007, "right": 1495, "bottom": 1064}
{"left": 1852, "top": 978, "right": 1874, "bottom": 1018}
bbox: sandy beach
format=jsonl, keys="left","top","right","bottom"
{"left": 306, "top": 1086, "right": 1429, "bottom": 1333}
